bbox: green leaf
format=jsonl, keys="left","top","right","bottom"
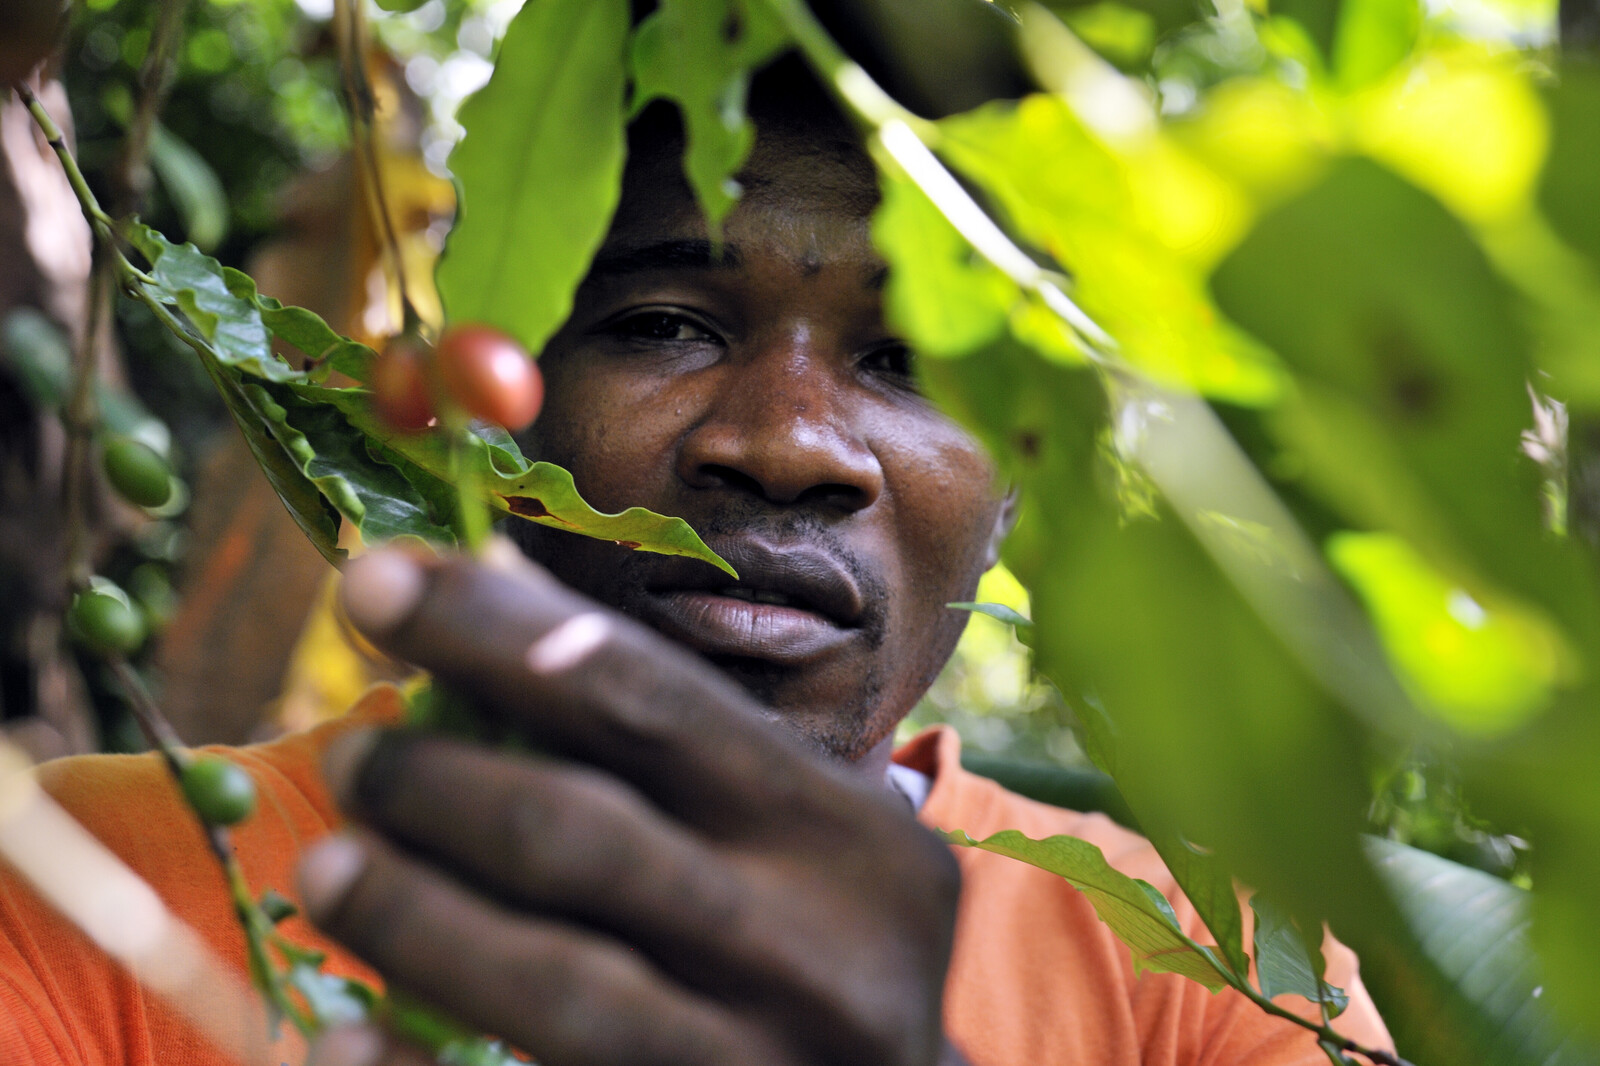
{"left": 1329, "top": 0, "right": 1419, "bottom": 91}
{"left": 255, "top": 382, "right": 461, "bottom": 548}
{"left": 1539, "top": 62, "right": 1600, "bottom": 275}
{"left": 947, "top": 600, "right": 1034, "bottom": 642}
{"left": 940, "top": 828, "right": 1234, "bottom": 991}
{"left": 630, "top": 0, "right": 788, "bottom": 233}
{"left": 1249, "top": 893, "right": 1348, "bottom": 1016}
{"left": 1365, "top": 836, "right": 1600, "bottom": 1066}
{"left": 293, "top": 386, "right": 733, "bottom": 574}
{"left": 1213, "top": 158, "right": 1600, "bottom": 652}
{"left": 149, "top": 123, "right": 228, "bottom": 252}
{"left": 1152, "top": 835, "right": 1251, "bottom": 980}
{"left": 436, "top": 0, "right": 629, "bottom": 356}
{"left": 202, "top": 360, "right": 342, "bottom": 563}
{"left": 286, "top": 962, "right": 373, "bottom": 1027}
{"left": 934, "top": 96, "right": 1281, "bottom": 403}
{"left": 128, "top": 222, "right": 300, "bottom": 383}
{"left": 0, "top": 308, "right": 168, "bottom": 450}
{"left": 871, "top": 164, "right": 1018, "bottom": 359}
{"left": 222, "top": 268, "right": 375, "bottom": 381}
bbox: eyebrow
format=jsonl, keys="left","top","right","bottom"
{"left": 588, "top": 239, "right": 743, "bottom": 277}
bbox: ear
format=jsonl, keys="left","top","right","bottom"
{"left": 984, "top": 486, "right": 1021, "bottom": 571}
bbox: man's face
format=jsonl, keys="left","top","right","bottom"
{"left": 512, "top": 118, "right": 1008, "bottom": 764}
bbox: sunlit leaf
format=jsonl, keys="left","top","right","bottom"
{"left": 1213, "top": 157, "right": 1600, "bottom": 648}
{"left": 1330, "top": 0, "right": 1419, "bottom": 91}
{"left": 870, "top": 165, "right": 1018, "bottom": 359}
{"left": 1327, "top": 531, "right": 1567, "bottom": 735}
{"left": 939, "top": 827, "right": 1234, "bottom": 990}
{"left": 436, "top": 0, "right": 630, "bottom": 356}
{"left": 630, "top": 0, "right": 787, "bottom": 232}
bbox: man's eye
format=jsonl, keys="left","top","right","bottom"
{"left": 608, "top": 311, "right": 718, "bottom": 344}
{"left": 861, "top": 342, "right": 915, "bottom": 380}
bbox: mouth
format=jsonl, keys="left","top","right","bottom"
{"left": 634, "top": 541, "right": 867, "bottom": 666}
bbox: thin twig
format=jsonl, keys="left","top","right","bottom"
{"left": 59, "top": 257, "right": 111, "bottom": 590}
{"left": 112, "top": 0, "right": 191, "bottom": 218}
{"left": 333, "top": 0, "right": 418, "bottom": 332}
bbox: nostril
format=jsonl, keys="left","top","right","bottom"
{"left": 696, "top": 464, "right": 767, "bottom": 497}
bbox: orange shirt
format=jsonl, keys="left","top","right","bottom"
{"left": 0, "top": 688, "right": 1389, "bottom": 1065}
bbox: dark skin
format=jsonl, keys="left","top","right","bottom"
{"left": 298, "top": 120, "right": 1012, "bottom": 1066}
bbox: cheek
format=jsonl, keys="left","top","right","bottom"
{"left": 531, "top": 361, "right": 696, "bottom": 511}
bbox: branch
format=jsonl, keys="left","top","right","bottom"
{"left": 333, "top": 0, "right": 418, "bottom": 332}
{"left": 59, "top": 258, "right": 111, "bottom": 590}
{"left": 111, "top": 0, "right": 190, "bottom": 218}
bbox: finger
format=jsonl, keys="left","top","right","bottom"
{"left": 329, "top": 730, "right": 757, "bottom": 978}
{"left": 298, "top": 831, "right": 786, "bottom": 1066}
{"left": 340, "top": 547, "right": 844, "bottom": 829}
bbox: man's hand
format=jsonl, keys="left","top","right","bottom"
{"left": 298, "top": 544, "right": 963, "bottom": 1066}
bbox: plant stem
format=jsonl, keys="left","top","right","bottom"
{"left": 14, "top": 83, "right": 115, "bottom": 237}
{"left": 333, "top": 0, "right": 419, "bottom": 334}
{"left": 1232, "top": 979, "right": 1414, "bottom": 1066}
{"left": 112, "top": 0, "right": 190, "bottom": 218}
{"left": 754, "top": 0, "right": 1117, "bottom": 357}
{"left": 59, "top": 257, "right": 111, "bottom": 590}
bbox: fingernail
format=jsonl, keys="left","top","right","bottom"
{"left": 321, "top": 727, "right": 380, "bottom": 812}
{"left": 308, "top": 1024, "right": 384, "bottom": 1066}
{"left": 527, "top": 612, "right": 612, "bottom": 674}
{"left": 299, "top": 834, "right": 367, "bottom": 919}
{"left": 342, "top": 550, "right": 426, "bottom": 634}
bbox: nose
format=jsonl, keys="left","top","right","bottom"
{"left": 677, "top": 335, "right": 884, "bottom": 510}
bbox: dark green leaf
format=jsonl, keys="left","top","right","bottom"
{"left": 1366, "top": 836, "right": 1600, "bottom": 1066}
{"left": 630, "top": 0, "right": 788, "bottom": 232}
{"left": 436, "top": 0, "right": 630, "bottom": 355}
{"left": 127, "top": 223, "right": 299, "bottom": 383}
{"left": 202, "top": 361, "right": 342, "bottom": 563}
{"left": 1249, "top": 892, "right": 1348, "bottom": 1017}
{"left": 257, "top": 382, "right": 461, "bottom": 547}
{"left": 222, "top": 269, "right": 375, "bottom": 381}
{"left": 299, "top": 387, "right": 733, "bottom": 573}
{"left": 940, "top": 828, "right": 1234, "bottom": 990}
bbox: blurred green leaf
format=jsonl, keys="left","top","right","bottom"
{"left": 1330, "top": 0, "right": 1419, "bottom": 91}
{"left": 871, "top": 163, "right": 1019, "bottom": 359}
{"left": 1539, "top": 62, "right": 1600, "bottom": 274}
{"left": 0, "top": 309, "right": 167, "bottom": 450}
{"left": 1213, "top": 158, "right": 1600, "bottom": 650}
{"left": 436, "top": 0, "right": 629, "bottom": 355}
{"left": 1366, "top": 836, "right": 1600, "bottom": 1065}
{"left": 939, "top": 827, "right": 1234, "bottom": 990}
{"left": 947, "top": 601, "right": 1034, "bottom": 640}
{"left": 1327, "top": 531, "right": 1565, "bottom": 735}
{"left": 630, "top": 0, "right": 788, "bottom": 233}
{"left": 149, "top": 123, "right": 228, "bottom": 252}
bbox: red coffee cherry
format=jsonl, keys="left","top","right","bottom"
{"left": 434, "top": 324, "right": 543, "bottom": 432}
{"left": 371, "top": 333, "right": 436, "bottom": 433}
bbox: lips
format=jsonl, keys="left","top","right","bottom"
{"left": 634, "top": 540, "right": 868, "bottom": 665}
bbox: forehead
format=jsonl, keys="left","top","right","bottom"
{"left": 604, "top": 122, "right": 883, "bottom": 266}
